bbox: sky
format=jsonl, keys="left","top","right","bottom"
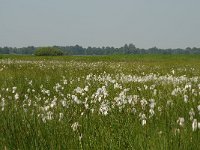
{"left": 0, "top": 0, "right": 200, "bottom": 49}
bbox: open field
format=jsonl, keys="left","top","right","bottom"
{"left": 1, "top": 55, "right": 200, "bottom": 149}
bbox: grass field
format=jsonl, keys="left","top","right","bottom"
{"left": 1, "top": 54, "right": 200, "bottom": 149}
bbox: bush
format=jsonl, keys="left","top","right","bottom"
{"left": 34, "top": 47, "right": 64, "bottom": 56}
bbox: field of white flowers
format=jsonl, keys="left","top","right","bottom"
{"left": 1, "top": 55, "right": 200, "bottom": 149}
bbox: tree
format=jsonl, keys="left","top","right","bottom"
{"left": 34, "top": 47, "right": 64, "bottom": 56}
{"left": 0, "top": 47, "right": 9, "bottom": 54}
{"left": 128, "top": 43, "right": 136, "bottom": 54}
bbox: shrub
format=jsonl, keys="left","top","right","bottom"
{"left": 34, "top": 47, "right": 64, "bottom": 56}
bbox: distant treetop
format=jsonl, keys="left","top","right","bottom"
{"left": 1, "top": 44, "right": 200, "bottom": 55}
{"left": 34, "top": 47, "right": 64, "bottom": 56}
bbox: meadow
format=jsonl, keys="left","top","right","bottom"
{"left": 1, "top": 54, "right": 200, "bottom": 149}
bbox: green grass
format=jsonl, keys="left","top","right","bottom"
{"left": 0, "top": 54, "right": 200, "bottom": 149}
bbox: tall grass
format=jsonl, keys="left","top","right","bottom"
{"left": 0, "top": 55, "right": 200, "bottom": 149}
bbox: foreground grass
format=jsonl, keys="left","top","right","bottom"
{"left": 0, "top": 55, "right": 200, "bottom": 149}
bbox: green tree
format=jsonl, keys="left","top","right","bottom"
{"left": 34, "top": 47, "right": 64, "bottom": 56}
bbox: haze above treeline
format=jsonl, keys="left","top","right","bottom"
{"left": 1, "top": 44, "right": 200, "bottom": 55}
{"left": 1, "top": 1, "right": 200, "bottom": 50}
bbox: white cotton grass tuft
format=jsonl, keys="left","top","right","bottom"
{"left": 197, "top": 105, "right": 200, "bottom": 112}
{"left": 189, "top": 108, "right": 195, "bottom": 121}
{"left": 2, "top": 59, "right": 200, "bottom": 146}
{"left": 99, "top": 102, "right": 109, "bottom": 116}
{"left": 177, "top": 117, "right": 185, "bottom": 127}
{"left": 14, "top": 93, "right": 19, "bottom": 100}
{"left": 192, "top": 119, "right": 198, "bottom": 131}
{"left": 192, "top": 119, "right": 200, "bottom": 131}
{"left": 71, "top": 122, "right": 80, "bottom": 132}
{"left": 1, "top": 98, "right": 5, "bottom": 111}
{"left": 183, "top": 95, "right": 188, "bottom": 103}
{"left": 59, "top": 113, "right": 64, "bottom": 121}
{"left": 12, "top": 87, "right": 17, "bottom": 93}
{"left": 139, "top": 113, "right": 147, "bottom": 126}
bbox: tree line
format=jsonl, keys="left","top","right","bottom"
{"left": 1, "top": 44, "right": 200, "bottom": 55}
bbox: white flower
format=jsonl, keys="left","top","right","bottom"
{"left": 28, "top": 80, "right": 32, "bottom": 85}
{"left": 153, "top": 89, "right": 157, "bottom": 95}
{"left": 45, "top": 90, "right": 50, "bottom": 96}
{"left": 14, "top": 93, "right": 19, "bottom": 100}
{"left": 71, "top": 122, "right": 79, "bottom": 131}
{"left": 1, "top": 98, "right": 5, "bottom": 111}
{"left": 197, "top": 105, "right": 200, "bottom": 112}
{"left": 189, "top": 108, "right": 195, "bottom": 120}
{"left": 166, "top": 100, "right": 173, "bottom": 107}
{"left": 91, "top": 108, "right": 94, "bottom": 113}
{"left": 27, "top": 88, "right": 30, "bottom": 93}
{"left": 149, "top": 99, "right": 156, "bottom": 109}
{"left": 24, "top": 94, "right": 28, "bottom": 100}
{"left": 50, "top": 98, "right": 57, "bottom": 108}
{"left": 46, "top": 111, "right": 53, "bottom": 120}
{"left": 174, "top": 128, "right": 180, "bottom": 135}
{"left": 84, "top": 86, "right": 89, "bottom": 92}
{"left": 44, "top": 106, "right": 50, "bottom": 111}
{"left": 63, "top": 79, "right": 68, "bottom": 85}
{"left": 192, "top": 119, "right": 198, "bottom": 131}
{"left": 177, "top": 117, "right": 185, "bottom": 127}
{"left": 41, "top": 114, "right": 46, "bottom": 123}
{"left": 144, "top": 85, "right": 148, "bottom": 90}
{"left": 79, "top": 134, "right": 83, "bottom": 141}
{"left": 183, "top": 95, "right": 188, "bottom": 103}
{"left": 185, "top": 83, "right": 192, "bottom": 89}
{"left": 59, "top": 113, "right": 64, "bottom": 121}
{"left": 84, "top": 103, "right": 89, "bottom": 109}
{"left": 74, "top": 87, "right": 83, "bottom": 94}
{"left": 140, "top": 113, "right": 146, "bottom": 120}
{"left": 114, "top": 83, "right": 120, "bottom": 89}
{"left": 142, "top": 119, "right": 146, "bottom": 126}
{"left": 99, "top": 102, "right": 109, "bottom": 116}
{"left": 140, "top": 99, "right": 147, "bottom": 109}
{"left": 12, "top": 87, "right": 17, "bottom": 93}
{"left": 72, "top": 95, "right": 81, "bottom": 104}
{"left": 61, "top": 100, "right": 67, "bottom": 107}
{"left": 139, "top": 113, "right": 147, "bottom": 125}
{"left": 149, "top": 109, "right": 155, "bottom": 117}
{"left": 191, "top": 119, "right": 200, "bottom": 131}
{"left": 132, "top": 108, "right": 137, "bottom": 114}
{"left": 158, "top": 107, "right": 162, "bottom": 112}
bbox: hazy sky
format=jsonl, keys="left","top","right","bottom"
{"left": 0, "top": 0, "right": 200, "bottom": 48}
